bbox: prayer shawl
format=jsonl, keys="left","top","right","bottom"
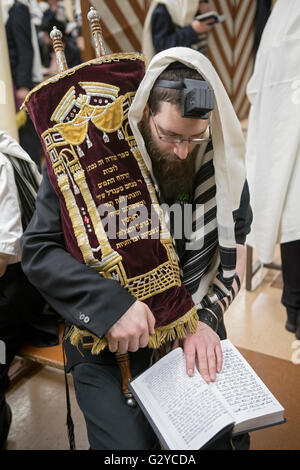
{"left": 142, "top": 0, "right": 203, "bottom": 62}
{"left": 0, "top": 131, "right": 41, "bottom": 231}
{"left": 245, "top": 0, "right": 300, "bottom": 263}
{"left": 129, "top": 47, "right": 246, "bottom": 311}
{"left": 1, "top": 0, "right": 14, "bottom": 24}
{"left": 23, "top": 53, "right": 199, "bottom": 354}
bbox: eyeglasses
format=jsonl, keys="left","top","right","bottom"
{"left": 149, "top": 108, "right": 211, "bottom": 144}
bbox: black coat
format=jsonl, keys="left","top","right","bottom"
{"left": 5, "top": 1, "right": 34, "bottom": 90}
{"left": 151, "top": 4, "right": 199, "bottom": 54}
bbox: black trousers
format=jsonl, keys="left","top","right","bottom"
{"left": 71, "top": 355, "right": 158, "bottom": 450}
{"left": 280, "top": 239, "right": 300, "bottom": 312}
{"left": 0, "top": 263, "right": 57, "bottom": 396}
{"left": 0, "top": 263, "right": 59, "bottom": 446}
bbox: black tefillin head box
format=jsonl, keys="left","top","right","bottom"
{"left": 183, "top": 79, "right": 214, "bottom": 119}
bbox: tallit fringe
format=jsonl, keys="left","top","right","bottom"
{"left": 65, "top": 307, "right": 198, "bottom": 355}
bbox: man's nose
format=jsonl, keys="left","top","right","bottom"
{"left": 173, "top": 141, "right": 189, "bottom": 160}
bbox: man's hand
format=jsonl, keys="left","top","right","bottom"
{"left": 182, "top": 321, "right": 222, "bottom": 383}
{"left": 191, "top": 19, "right": 214, "bottom": 34}
{"left": 105, "top": 300, "right": 156, "bottom": 354}
{"left": 0, "top": 253, "right": 10, "bottom": 278}
{"left": 16, "top": 87, "right": 30, "bottom": 103}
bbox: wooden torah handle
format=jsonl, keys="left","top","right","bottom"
{"left": 115, "top": 352, "right": 137, "bottom": 407}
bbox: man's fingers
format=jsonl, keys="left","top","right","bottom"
{"left": 139, "top": 331, "right": 149, "bottom": 349}
{"left": 184, "top": 346, "right": 196, "bottom": 377}
{"left": 192, "top": 343, "right": 214, "bottom": 383}
{"left": 128, "top": 335, "right": 141, "bottom": 352}
{"left": 182, "top": 322, "right": 223, "bottom": 383}
{"left": 215, "top": 342, "right": 223, "bottom": 373}
{"left": 196, "top": 346, "right": 211, "bottom": 383}
{"left": 106, "top": 302, "right": 155, "bottom": 354}
{"left": 197, "top": 343, "right": 222, "bottom": 382}
{"left": 108, "top": 338, "right": 118, "bottom": 353}
{"left": 185, "top": 341, "right": 212, "bottom": 382}
{"left": 206, "top": 345, "right": 217, "bottom": 382}
{"left": 147, "top": 309, "right": 156, "bottom": 335}
{"left": 117, "top": 338, "right": 128, "bottom": 354}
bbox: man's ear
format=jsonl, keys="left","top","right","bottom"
{"left": 142, "top": 103, "right": 150, "bottom": 120}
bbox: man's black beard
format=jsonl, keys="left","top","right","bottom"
{"left": 139, "top": 118, "right": 197, "bottom": 204}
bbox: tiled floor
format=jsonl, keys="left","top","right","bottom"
{"left": 5, "top": 247, "right": 300, "bottom": 450}
{"left": 6, "top": 369, "right": 89, "bottom": 450}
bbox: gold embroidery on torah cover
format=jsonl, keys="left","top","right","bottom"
{"left": 24, "top": 54, "right": 198, "bottom": 353}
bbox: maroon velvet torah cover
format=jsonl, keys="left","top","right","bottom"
{"left": 24, "top": 53, "right": 197, "bottom": 350}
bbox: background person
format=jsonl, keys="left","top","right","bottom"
{"left": 3, "top": 0, "right": 44, "bottom": 169}
{"left": 0, "top": 131, "right": 58, "bottom": 450}
{"left": 245, "top": 0, "right": 300, "bottom": 339}
{"left": 142, "top": 0, "right": 214, "bottom": 62}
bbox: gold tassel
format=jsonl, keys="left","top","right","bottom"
{"left": 16, "top": 109, "right": 27, "bottom": 129}
{"left": 66, "top": 307, "right": 199, "bottom": 355}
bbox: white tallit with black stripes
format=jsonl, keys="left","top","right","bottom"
{"left": 181, "top": 141, "right": 240, "bottom": 310}
{"left": 0, "top": 131, "right": 41, "bottom": 230}
{"left": 129, "top": 47, "right": 246, "bottom": 309}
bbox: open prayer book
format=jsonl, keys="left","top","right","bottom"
{"left": 129, "top": 340, "right": 285, "bottom": 450}
{"left": 195, "top": 11, "right": 225, "bottom": 24}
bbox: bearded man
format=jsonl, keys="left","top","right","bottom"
{"left": 21, "top": 47, "right": 251, "bottom": 450}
